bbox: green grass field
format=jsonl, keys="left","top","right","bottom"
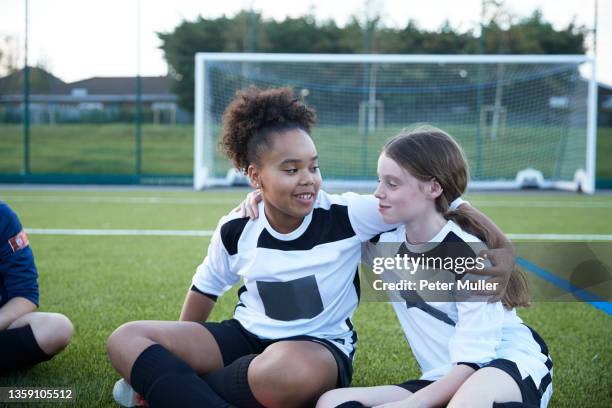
{"left": 0, "top": 189, "right": 610, "bottom": 407}
{"left": 1, "top": 125, "right": 611, "bottom": 181}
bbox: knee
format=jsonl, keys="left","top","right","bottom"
{"left": 448, "top": 390, "right": 492, "bottom": 408}
{"left": 249, "top": 352, "right": 333, "bottom": 408}
{"left": 35, "top": 313, "right": 73, "bottom": 356}
{"left": 107, "top": 321, "right": 147, "bottom": 358}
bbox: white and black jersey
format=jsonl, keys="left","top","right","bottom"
{"left": 192, "top": 190, "right": 393, "bottom": 359}
{"left": 369, "top": 221, "right": 553, "bottom": 407}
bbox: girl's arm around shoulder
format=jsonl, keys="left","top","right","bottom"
{"left": 455, "top": 203, "right": 516, "bottom": 302}
{"left": 341, "top": 192, "right": 397, "bottom": 242}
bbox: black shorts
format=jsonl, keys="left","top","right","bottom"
{"left": 482, "top": 359, "right": 542, "bottom": 407}
{"left": 397, "top": 359, "right": 542, "bottom": 406}
{"left": 202, "top": 319, "right": 353, "bottom": 387}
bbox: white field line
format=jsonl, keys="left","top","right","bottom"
{"left": 26, "top": 228, "right": 214, "bottom": 237}
{"left": 470, "top": 201, "right": 612, "bottom": 208}
{"left": 2, "top": 196, "right": 240, "bottom": 205}
{"left": 3, "top": 195, "right": 612, "bottom": 208}
{"left": 507, "top": 233, "right": 612, "bottom": 241}
{"left": 23, "top": 228, "right": 612, "bottom": 241}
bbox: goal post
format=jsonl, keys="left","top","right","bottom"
{"left": 194, "top": 53, "right": 597, "bottom": 193}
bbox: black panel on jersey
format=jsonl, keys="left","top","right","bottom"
{"left": 220, "top": 217, "right": 250, "bottom": 256}
{"left": 257, "top": 205, "right": 355, "bottom": 251}
{"left": 256, "top": 275, "right": 324, "bottom": 321}
{"left": 392, "top": 231, "right": 478, "bottom": 325}
{"left": 398, "top": 231, "right": 480, "bottom": 280}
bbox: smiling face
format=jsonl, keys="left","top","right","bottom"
{"left": 374, "top": 152, "right": 441, "bottom": 225}
{"left": 248, "top": 128, "right": 322, "bottom": 233}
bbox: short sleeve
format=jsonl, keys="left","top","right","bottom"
{"left": 191, "top": 217, "right": 240, "bottom": 298}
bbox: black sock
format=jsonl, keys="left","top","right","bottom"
{"left": 493, "top": 403, "right": 538, "bottom": 408}
{"left": 130, "top": 344, "right": 234, "bottom": 408}
{"left": 0, "top": 325, "right": 51, "bottom": 373}
{"left": 336, "top": 402, "right": 368, "bottom": 408}
{"left": 204, "top": 354, "right": 265, "bottom": 408}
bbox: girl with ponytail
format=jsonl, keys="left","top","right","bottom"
{"left": 317, "top": 126, "right": 551, "bottom": 408}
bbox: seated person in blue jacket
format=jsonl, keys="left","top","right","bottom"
{"left": 0, "top": 201, "right": 73, "bottom": 374}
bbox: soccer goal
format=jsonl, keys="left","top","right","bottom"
{"left": 194, "top": 53, "right": 597, "bottom": 193}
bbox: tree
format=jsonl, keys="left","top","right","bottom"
{"left": 158, "top": 9, "right": 587, "bottom": 112}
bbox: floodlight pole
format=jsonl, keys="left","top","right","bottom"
{"left": 248, "top": 4, "right": 257, "bottom": 52}
{"left": 361, "top": 1, "right": 372, "bottom": 179}
{"left": 475, "top": 0, "right": 486, "bottom": 180}
{"left": 135, "top": 0, "right": 142, "bottom": 178}
{"left": 23, "top": 0, "right": 30, "bottom": 175}
{"left": 585, "top": 0, "right": 598, "bottom": 193}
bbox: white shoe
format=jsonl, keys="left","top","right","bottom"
{"left": 113, "top": 379, "right": 141, "bottom": 407}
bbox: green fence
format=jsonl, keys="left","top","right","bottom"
{"left": 0, "top": 122, "right": 193, "bottom": 185}
{"left": 0, "top": 1, "right": 193, "bottom": 185}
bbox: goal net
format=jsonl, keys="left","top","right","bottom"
{"left": 194, "top": 53, "right": 597, "bottom": 193}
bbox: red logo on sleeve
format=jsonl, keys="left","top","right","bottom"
{"left": 8, "top": 230, "right": 29, "bottom": 252}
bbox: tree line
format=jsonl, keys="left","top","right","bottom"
{"left": 157, "top": 10, "right": 587, "bottom": 111}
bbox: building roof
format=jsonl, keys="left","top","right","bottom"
{"left": 68, "top": 76, "right": 173, "bottom": 95}
{"left": 599, "top": 82, "right": 612, "bottom": 92}
{"left": 0, "top": 67, "right": 69, "bottom": 95}
{"left": 0, "top": 68, "right": 173, "bottom": 97}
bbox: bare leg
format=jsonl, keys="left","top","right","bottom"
{"left": 8, "top": 312, "right": 73, "bottom": 356}
{"left": 247, "top": 340, "right": 338, "bottom": 408}
{"left": 448, "top": 367, "right": 522, "bottom": 408}
{"left": 316, "top": 385, "right": 413, "bottom": 408}
{"left": 106, "top": 320, "right": 224, "bottom": 382}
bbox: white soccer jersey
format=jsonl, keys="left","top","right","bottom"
{"left": 370, "top": 221, "right": 553, "bottom": 407}
{"left": 192, "top": 190, "right": 392, "bottom": 358}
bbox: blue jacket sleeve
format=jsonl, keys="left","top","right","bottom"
{"left": 0, "top": 202, "right": 39, "bottom": 307}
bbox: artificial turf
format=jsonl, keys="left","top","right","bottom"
{"left": 0, "top": 189, "right": 610, "bottom": 407}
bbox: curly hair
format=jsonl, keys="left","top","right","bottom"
{"left": 220, "top": 86, "right": 317, "bottom": 173}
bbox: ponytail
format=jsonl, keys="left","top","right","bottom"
{"left": 445, "top": 207, "right": 530, "bottom": 309}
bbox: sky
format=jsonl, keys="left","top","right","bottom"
{"left": 0, "top": 0, "right": 611, "bottom": 85}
